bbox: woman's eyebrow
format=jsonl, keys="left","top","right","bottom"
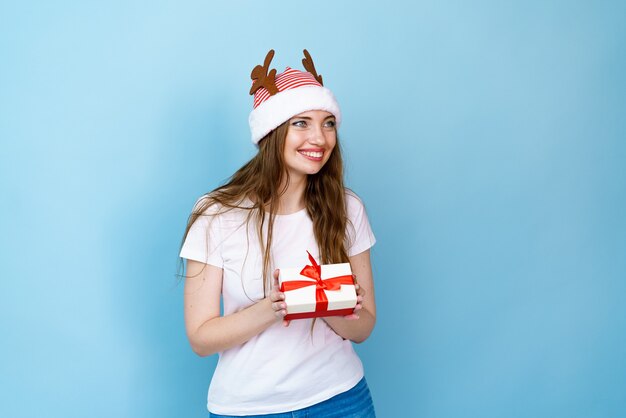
{"left": 292, "top": 115, "right": 336, "bottom": 120}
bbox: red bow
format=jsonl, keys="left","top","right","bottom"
{"left": 280, "top": 251, "right": 354, "bottom": 312}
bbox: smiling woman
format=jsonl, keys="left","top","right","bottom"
{"left": 178, "top": 50, "right": 377, "bottom": 417}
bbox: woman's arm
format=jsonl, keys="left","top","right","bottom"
{"left": 323, "top": 249, "right": 377, "bottom": 343}
{"left": 184, "top": 260, "right": 286, "bottom": 357}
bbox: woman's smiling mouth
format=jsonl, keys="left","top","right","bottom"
{"left": 298, "top": 149, "right": 324, "bottom": 161}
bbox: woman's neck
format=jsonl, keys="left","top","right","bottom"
{"left": 276, "top": 173, "right": 306, "bottom": 215}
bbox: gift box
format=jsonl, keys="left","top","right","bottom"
{"left": 278, "top": 251, "right": 357, "bottom": 320}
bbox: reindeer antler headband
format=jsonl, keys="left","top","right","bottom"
{"left": 248, "top": 49, "right": 341, "bottom": 145}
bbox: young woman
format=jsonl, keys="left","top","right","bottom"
{"left": 179, "top": 49, "right": 377, "bottom": 417}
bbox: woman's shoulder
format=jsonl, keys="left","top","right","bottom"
{"left": 190, "top": 193, "right": 254, "bottom": 222}
{"left": 344, "top": 188, "right": 366, "bottom": 211}
{"left": 343, "top": 188, "right": 376, "bottom": 253}
{"left": 190, "top": 193, "right": 222, "bottom": 216}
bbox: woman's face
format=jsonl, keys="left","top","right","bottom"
{"left": 283, "top": 110, "right": 337, "bottom": 179}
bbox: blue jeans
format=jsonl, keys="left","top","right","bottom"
{"left": 209, "top": 377, "right": 376, "bottom": 418}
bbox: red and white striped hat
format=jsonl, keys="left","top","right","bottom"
{"left": 248, "top": 50, "right": 341, "bottom": 144}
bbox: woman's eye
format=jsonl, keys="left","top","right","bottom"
{"left": 292, "top": 120, "right": 307, "bottom": 127}
{"left": 324, "top": 120, "right": 336, "bottom": 128}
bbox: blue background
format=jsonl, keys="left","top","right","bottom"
{"left": 1, "top": 1, "right": 625, "bottom": 417}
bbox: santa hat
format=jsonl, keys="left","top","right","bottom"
{"left": 248, "top": 49, "right": 341, "bottom": 145}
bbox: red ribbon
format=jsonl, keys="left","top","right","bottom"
{"left": 280, "top": 251, "right": 354, "bottom": 312}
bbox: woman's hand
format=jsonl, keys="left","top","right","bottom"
{"left": 322, "top": 250, "right": 376, "bottom": 343}
{"left": 269, "top": 269, "right": 291, "bottom": 327}
{"left": 343, "top": 275, "right": 365, "bottom": 320}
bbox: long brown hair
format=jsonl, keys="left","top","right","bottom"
{"left": 177, "top": 119, "right": 349, "bottom": 295}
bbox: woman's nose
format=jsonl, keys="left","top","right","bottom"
{"left": 308, "top": 125, "right": 326, "bottom": 144}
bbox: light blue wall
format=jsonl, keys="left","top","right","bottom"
{"left": 1, "top": 1, "right": 625, "bottom": 417}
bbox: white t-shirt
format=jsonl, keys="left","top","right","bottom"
{"left": 179, "top": 190, "right": 376, "bottom": 415}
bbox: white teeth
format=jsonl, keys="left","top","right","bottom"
{"left": 300, "top": 151, "right": 323, "bottom": 158}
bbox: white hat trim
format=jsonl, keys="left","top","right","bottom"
{"left": 248, "top": 85, "right": 341, "bottom": 144}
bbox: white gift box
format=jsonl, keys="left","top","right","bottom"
{"left": 278, "top": 261, "right": 356, "bottom": 320}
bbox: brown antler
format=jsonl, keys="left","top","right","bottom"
{"left": 250, "top": 49, "right": 279, "bottom": 96}
{"left": 302, "top": 49, "right": 323, "bottom": 86}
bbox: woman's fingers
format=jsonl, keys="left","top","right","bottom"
{"left": 270, "top": 289, "right": 285, "bottom": 302}
{"left": 270, "top": 269, "right": 289, "bottom": 321}
{"left": 272, "top": 301, "right": 287, "bottom": 320}
{"left": 355, "top": 283, "right": 366, "bottom": 297}
{"left": 270, "top": 269, "right": 285, "bottom": 303}
{"left": 272, "top": 301, "right": 287, "bottom": 311}
{"left": 344, "top": 282, "right": 364, "bottom": 320}
{"left": 355, "top": 283, "right": 366, "bottom": 305}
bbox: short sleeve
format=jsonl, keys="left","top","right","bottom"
{"left": 179, "top": 196, "right": 224, "bottom": 268}
{"left": 345, "top": 191, "right": 376, "bottom": 257}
